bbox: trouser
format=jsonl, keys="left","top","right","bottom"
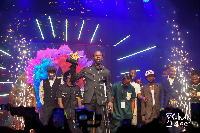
{"left": 145, "top": 105, "right": 158, "bottom": 124}
{"left": 42, "top": 105, "right": 55, "bottom": 126}
{"left": 137, "top": 110, "right": 144, "bottom": 128}
{"left": 111, "top": 118, "right": 132, "bottom": 133}
{"left": 83, "top": 95, "right": 106, "bottom": 133}
{"left": 111, "top": 119, "right": 121, "bottom": 133}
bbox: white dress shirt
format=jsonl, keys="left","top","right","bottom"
{"left": 151, "top": 90, "right": 155, "bottom": 105}
{"left": 168, "top": 77, "right": 175, "bottom": 85}
{"left": 130, "top": 82, "right": 141, "bottom": 125}
{"left": 130, "top": 82, "right": 141, "bottom": 113}
{"left": 39, "top": 77, "right": 64, "bottom": 105}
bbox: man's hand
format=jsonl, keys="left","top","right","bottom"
{"left": 192, "top": 91, "right": 197, "bottom": 97}
{"left": 143, "top": 96, "right": 149, "bottom": 102}
{"left": 108, "top": 102, "right": 113, "bottom": 111}
{"left": 66, "top": 51, "right": 83, "bottom": 65}
{"left": 8, "top": 111, "right": 11, "bottom": 117}
{"left": 64, "top": 111, "right": 68, "bottom": 119}
{"left": 66, "top": 58, "right": 78, "bottom": 66}
{"left": 189, "top": 90, "right": 196, "bottom": 97}
{"left": 160, "top": 108, "right": 165, "bottom": 111}
{"left": 142, "top": 116, "right": 146, "bottom": 122}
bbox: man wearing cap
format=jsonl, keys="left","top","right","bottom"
{"left": 56, "top": 70, "right": 82, "bottom": 133}
{"left": 111, "top": 73, "right": 136, "bottom": 133}
{"left": 141, "top": 70, "right": 162, "bottom": 124}
{"left": 39, "top": 66, "right": 64, "bottom": 125}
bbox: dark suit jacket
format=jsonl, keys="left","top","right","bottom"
{"left": 160, "top": 77, "right": 181, "bottom": 108}
{"left": 70, "top": 64, "right": 112, "bottom": 105}
{"left": 141, "top": 83, "right": 161, "bottom": 119}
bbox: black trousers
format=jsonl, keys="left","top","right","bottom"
{"left": 84, "top": 95, "right": 106, "bottom": 133}
{"left": 137, "top": 110, "right": 144, "bottom": 128}
{"left": 42, "top": 105, "right": 55, "bottom": 126}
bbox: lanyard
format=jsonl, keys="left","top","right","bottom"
{"left": 121, "top": 86, "right": 127, "bottom": 100}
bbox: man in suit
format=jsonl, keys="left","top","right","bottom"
{"left": 39, "top": 66, "right": 64, "bottom": 125}
{"left": 160, "top": 64, "right": 181, "bottom": 109}
{"left": 187, "top": 70, "right": 200, "bottom": 103}
{"left": 66, "top": 51, "right": 113, "bottom": 133}
{"left": 141, "top": 70, "right": 162, "bottom": 124}
{"left": 160, "top": 64, "right": 183, "bottom": 133}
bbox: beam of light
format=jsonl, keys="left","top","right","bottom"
{"left": 66, "top": 19, "right": 68, "bottom": 42}
{"left": 48, "top": 16, "right": 56, "bottom": 38}
{"left": 0, "top": 50, "right": 11, "bottom": 56}
{"left": 0, "top": 94, "right": 9, "bottom": 97}
{"left": 143, "top": 0, "right": 150, "bottom": 2}
{"left": 114, "top": 35, "right": 130, "bottom": 47}
{"left": 121, "top": 70, "right": 140, "bottom": 74}
{"left": 36, "top": 19, "right": 44, "bottom": 40}
{"left": 117, "top": 46, "right": 156, "bottom": 61}
{"left": 0, "top": 67, "right": 6, "bottom": 69}
{"left": 90, "top": 24, "right": 99, "bottom": 43}
{"left": 0, "top": 82, "right": 13, "bottom": 84}
{"left": 78, "top": 20, "right": 84, "bottom": 40}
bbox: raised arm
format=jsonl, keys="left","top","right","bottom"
{"left": 69, "top": 64, "right": 85, "bottom": 83}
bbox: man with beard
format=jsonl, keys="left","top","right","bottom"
{"left": 66, "top": 51, "right": 113, "bottom": 133}
{"left": 39, "top": 66, "right": 64, "bottom": 125}
{"left": 141, "top": 70, "right": 161, "bottom": 124}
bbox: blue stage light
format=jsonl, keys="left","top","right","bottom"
{"left": 0, "top": 49, "right": 11, "bottom": 56}
{"left": 117, "top": 46, "right": 156, "bottom": 61}
{"left": 143, "top": 0, "right": 150, "bottom": 2}
{"left": 66, "top": 19, "right": 68, "bottom": 42}
{"left": 78, "top": 20, "right": 84, "bottom": 40}
{"left": 114, "top": 35, "right": 130, "bottom": 47}
{"left": 36, "top": 19, "right": 44, "bottom": 40}
{"left": 48, "top": 16, "right": 56, "bottom": 38}
{"left": 121, "top": 70, "right": 140, "bottom": 74}
{"left": 0, "top": 67, "right": 6, "bottom": 70}
{"left": 0, "top": 82, "right": 13, "bottom": 84}
{"left": 0, "top": 94, "right": 9, "bottom": 96}
{"left": 90, "top": 24, "right": 99, "bottom": 43}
